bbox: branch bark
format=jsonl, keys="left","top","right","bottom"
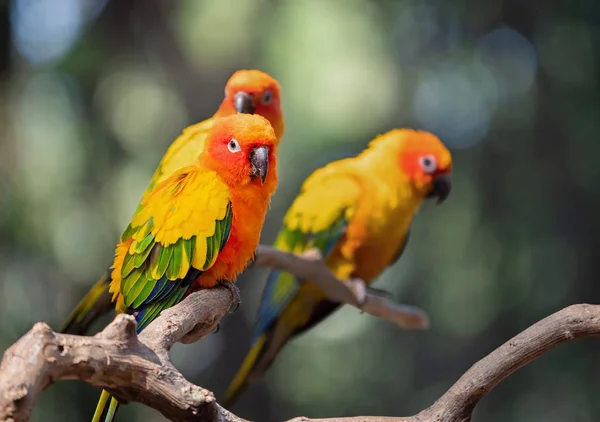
{"left": 0, "top": 245, "right": 598, "bottom": 422}
{"left": 0, "top": 288, "right": 239, "bottom": 422}
{"left": 253, "top": 245, "right": 430, "bottom": 330}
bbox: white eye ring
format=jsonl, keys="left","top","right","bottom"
{"left": 261, "top": 89, "right": 273, "bottom": 105}
{"left": 419, "top": 155, "right": 437, "bottom": 174}
{"left": 227, "top": 138, "right": 242, "bottom": 153}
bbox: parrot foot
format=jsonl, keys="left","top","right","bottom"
{"left": 366, "top": 286, "right": 394, "bottom": 300}
{"left": 347, "top": 278, "right": 368, "bottom": 312}
{"left": 220, "top": 280, "right": 241, "bottom": 313}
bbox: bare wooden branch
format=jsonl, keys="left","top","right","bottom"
{"left": 1, "top": 242, "right": 598, "bottom": 421}
{"left": 414, "top": 303, "right": 600, "bottom": 421}
{"left": 0, "top": 288, "right": 242, "bottom": 422}
{"left": 285, "top": 304, "right": 600, "bottom": 422}
{"left": 1, "top": 292, "right": 599, "bottom": 422}
{"left": 253, "top": 245, "right": 430, "bottom": 330}
{"left": 0, "top": 244, "right": 429, "bottom": 422}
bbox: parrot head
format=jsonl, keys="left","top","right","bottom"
{"left": 219, "top": 70, "right": 284, "bottom": 142}
{"left": 203, "top": 114, "right": 278, "bottom": 192}
{"left": 397, "top": 130, "right": 453, "bottom": 204}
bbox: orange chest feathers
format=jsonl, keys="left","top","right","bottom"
{"left": 196, "top": 185, "right": 272, "bottom": 288}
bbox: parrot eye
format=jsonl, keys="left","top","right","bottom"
{"left": 227, "top": 138, "right": 242, "bottom": 153}
{"left": 419, "top": 155, "right": 437, "bottom": 174}
{"left": 261, "top": 89, "right": 273, "bottom": 105}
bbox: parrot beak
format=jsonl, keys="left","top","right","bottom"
{"left": 427, "top": 174, "right": 452, "bottom": 204}
{"left": 250, "top": 146, "right": 269, "bottom": 184}
{"left": 234, "top": 92, "right": 256, "bottom": 114}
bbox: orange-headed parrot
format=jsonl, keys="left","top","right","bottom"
{"left": 224, "top": 129, "right": 453, "bottom": 406}
{"left": 61, "top": 69, "right": 284, "bottom": 336}
{"left": 92, "top": 113, "right": 279, "bottom": 422}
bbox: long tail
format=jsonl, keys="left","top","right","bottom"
{"left": 224, "top": 297, "right": 341, "bottom": 408}
{"left": 223, "top": 334, "right": 268, "bottom": 408}
{"left": 89, "top": 280, "right": 191, "bottom": 421}
{"left": 92, "top": 390, "right": 120, "bottom": 422}
{"left": 60, "top": 270, "right": 114, "bottom": 335}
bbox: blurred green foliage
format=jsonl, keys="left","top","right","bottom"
{"left": 1, "top": 0, "right": 599, "bottom": 421}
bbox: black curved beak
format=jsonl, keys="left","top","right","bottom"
{"left": 250, "top": 146, "right": 269, "bottom": 184}
{"left": 426, "top": 174, "right": 452, "bottom": 204}
{"left": 234, "top": 92, "right": 255, "bottom": 114}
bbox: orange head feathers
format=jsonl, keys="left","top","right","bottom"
{"left": 366, "top": 129, "right": 453, "bottom": 204}
{"left": 201, "top": 113, "right": 278, "bottom": 193}
{"left": 217, "top": 69, "right": 284, "bottom": 141}
{"left": 394, "top": 129, "right": 452, "bottom": 204}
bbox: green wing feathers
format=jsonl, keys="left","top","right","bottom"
{"left": 119, "top": 204, "right": 232, "bottom": 312}
{"left": 93, "top": 168, "right": 233, "bottom": 422}
{"left": 117, "top": 168, "right": 232, "bottom": 315}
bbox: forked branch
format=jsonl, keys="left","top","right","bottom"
{"left": 0, "top": 246, "right": 598, "bottom": 421}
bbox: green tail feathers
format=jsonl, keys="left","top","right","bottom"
{"left": 63, "top": 273, "right": 120, "bottom": 421}
{"left": 92, "top": 390, "right": 120, "bottom": 422}
{"left": 223, "top": 334, "right": 267, "bottom": 408}
{"left": 61, "top": 270, "right": 114, "bottom": 335}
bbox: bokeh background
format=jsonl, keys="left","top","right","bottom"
{"left": 1, "top": 0, "right": 599, "bottom": 421}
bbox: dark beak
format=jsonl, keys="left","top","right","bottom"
{"left": 426, "top": 174, "right": 452, "bottom": 204}
{"left": 234, "top": 92, "right": 255, "bottom": 114}
{"left": 250, "top": 146, "right": 269, "bottom": 184}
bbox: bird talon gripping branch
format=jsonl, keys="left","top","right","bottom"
{"left": 366, "top": 286, "right": 394, "bottom": 300}
{"left": 349, "top": 278, "right": 368, "bottom": 313}
{"left": 221, "top": 281, "right": 242, "bottom": 313}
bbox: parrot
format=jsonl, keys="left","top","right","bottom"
{"left": 60, "top": 69, "right": 284, "bottom": 336}
{"left": 91, "top": 113, "right": 279, "bottom": 422}
{"left": 223, "top": 128, "right": 453, "bottom": 407}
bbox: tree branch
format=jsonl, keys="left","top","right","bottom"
{"left": 0, "top": 288, "right": 242, "bottom": 422}
{"left": 253, "top": 245, "right": 430, "bottom": 330}
{"left": 0, "top": 244, "right": 429, "bottom": 422}
{"left": 0, "top": 287, "right": 599, "bottom": 421}
{"left": 286, "top": 303, "right": 600, "bottom": 422}
{"left": 1, "top": 244, "right": 598, "bottom": 422}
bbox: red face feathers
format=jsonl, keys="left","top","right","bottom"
{"left": 201, "top": 113, "right": 278, "bottom": 193}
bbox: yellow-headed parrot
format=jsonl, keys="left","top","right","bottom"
{"left": 224, "top": 129, "right": 452, "bottom": 406}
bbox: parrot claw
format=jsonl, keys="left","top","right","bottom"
{"left": 221, "top": 280, "right": 241, "bottom": 313}
{"left": 366, "top": 286, "right": 394, "bottom": 300}
{"left": 348, "top": 278, "right": 368, "bottom": 312}
{"left": 212, "top": 323, "right": 220, "bottom": 334}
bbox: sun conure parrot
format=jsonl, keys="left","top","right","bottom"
{"left": 223, "top": 129, "right": 453, "bottom": 407}
{"left": 61, "top": 69, "right": 284, "bottom": 336}
{"left": 91, "top": 113, "right": 279, "bottom": 422}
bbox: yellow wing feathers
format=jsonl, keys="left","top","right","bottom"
{"left": 110, "top": 167, "right": 232, "bottom": 311}
{"left": 133, "top": 168, "right": 231, "bottom": 247}
{"left": 283, "top": 167, "right": 360, "bottom": 237}
{"left": 144, "top": 119, "right": 214, "bottom": 196}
